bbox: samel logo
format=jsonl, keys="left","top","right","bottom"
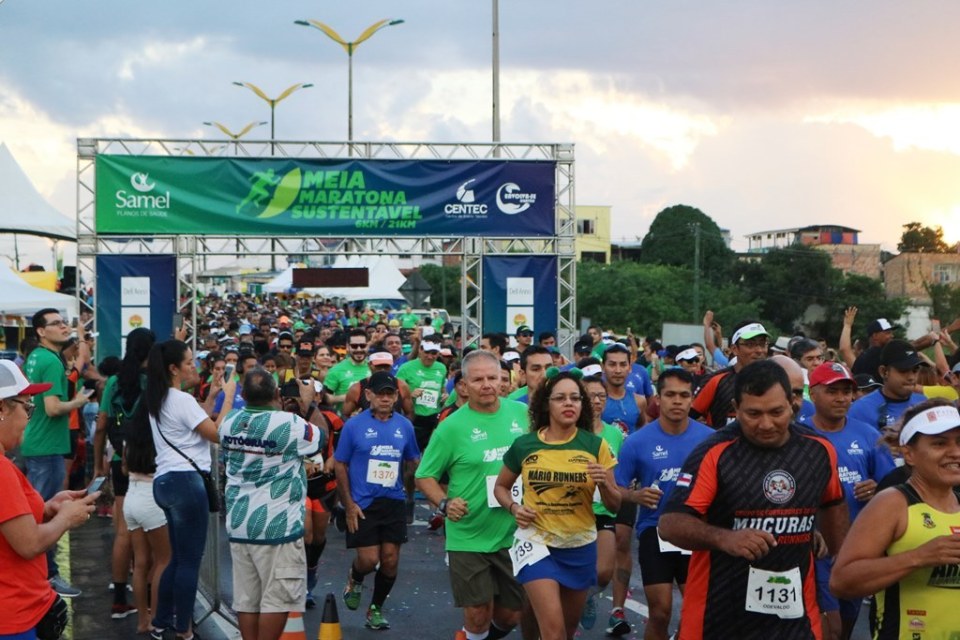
{"left": 115, "top": 172, "right": 170, "bottom": 212}
{"left": 131, "top": 173, "right": 155, "bottom": 192}
{"left": 496, "top": 182, "right": 537, "bottom": 214}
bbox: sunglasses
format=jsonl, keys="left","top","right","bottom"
{"left": 7, "top": 398, "right": 35, "bottom": 418}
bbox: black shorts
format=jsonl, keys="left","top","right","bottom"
{"left": 412, "top": 413, "right": 440, "bottom": 453}
{"left": 615, "top": 500, "right": 637, "bottom": 527}
{"left": 636, "top": 526, "right": 690, "bottom": 586}
{"left": 345, "top": 498, "right": 408, "bottom": 549}
{"left": 595, "top": 513, "right": 616, "bottom": 533}
{"left": 110, "top": 459, "right": 129, "bottom": 498}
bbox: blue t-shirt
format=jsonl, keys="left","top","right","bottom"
{"left": 847, "top": 390, "right": 927, "bottom": 431}
{"left": 711, "top": 347, "right": 729, "bottom": 368}
{"left": 797, "top": 399, "right": 815, "bottom": 425}
{"left": 615, "top": 418, "right": 713, "bottom": 535}
{"left": 808, "top": 418, "right": 896, "bottom": 522}
{"left": 334, "top": 410, "right": 420, "bottom": 509}
{"left": 390, "top": 355, "right": 409, "bottom": 376}
{"left": 602, "top": 389, "right": 642, "bottom": 435}
{"left": 213, "top": 387, "right": 246, "bottom": 416}
{"left": 626, "top": 364, "right": 654, "bottom": 398}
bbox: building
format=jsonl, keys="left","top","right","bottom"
{"left": 576, "top": 205, "right": 611, "bottom": 263}
{"left": 884, "top": 252, "right": 960, "bottom": 304}
{"left": 744, "top": 224, "right": 881, "bottom": 278}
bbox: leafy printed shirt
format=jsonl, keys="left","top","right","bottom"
{"left": 220, "top": 407, "right": 324, "bottom": 544}
{"left": 502, "top": 428, "right": 617, "bottom": 548}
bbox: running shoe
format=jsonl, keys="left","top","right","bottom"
{"left": 305, "top": 566, "right": 318, "bottom": 609}
{"left": 365, "top": 604, "right": 390, "bottom": 630}
{"left": 305, "top": 592, "right": 316, "bottom": 609}
{"left": 111, "top": 603, "right": 138, "bottom": 620}
{"left": 580, "top": 592, "right": 597, "bottom": 630}
{"left": 606, "top": 607, "right": 630, "bottom": 637}
{"left": 343, "top": 572, "right": 363, "bottom": 610}
{"left": 50, "top": 576, "right": 82, "bottom": 598}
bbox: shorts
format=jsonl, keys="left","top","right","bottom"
{"left": 517, "top": 541, "right": 597, "bottom": 591}
{"left": 110, "top": 459, "right": 129, "bottom": 498}
{"left": 815, "top": 557, "right": 862, "bottom": 620}
{"left": 615, "top": 500, "right": 637, "bottom": 527}
{"left": 123, "top": 478, "right": 167, "bottom": 532}
{"left": 636, "top": 526, "right": 690, "bottom": 586}
{"left": 448, "top": 549, "right": 524, "bottom": 610}
{"left": 595, "top": 513, "right": 616, "bottom": 533}
{"left": 413, "top": 413, "right": 440, "bottom": 453}
{"left": 231, "top": 538, "right": 306, "bottom": 614}
{"left": 305, "top": 491, "right": 337, "bottom": 513}
{"left": 345, "top": 498, "right": 408, "bottom": 549}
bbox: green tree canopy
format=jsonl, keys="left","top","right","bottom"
{"left": 813, "top": 274, "right": 908, "bottom": 344}
{"left": 638, "top": 204, "right": 736, "bottom": 282}
{"left": 898, "top": 222, "right": 951, "bottom": 253}
{"left": 418, "top": 264, "right": 460, "bottom": 311}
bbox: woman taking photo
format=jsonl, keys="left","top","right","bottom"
{"left": 830, "top": 398, "right": 960, "bottom": 638}
{"left": 494, "top": 368, "right": 620, "bottom": 640}
{"left": 146, "top": 340, "right": 234, "bottom": 640}
{"left": 0, "top": 360, "right": 98, "bottom": 639}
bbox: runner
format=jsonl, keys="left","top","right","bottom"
{"left": 514, "top": 325, "right": 534, "bottom": 355}
{"left": 507, "top": 346, "right": 553, "bottom": 404}
{"left": 334, "top": 371, "right": 420, "bottom": 630}
{"left": 324, "top": 329, "right": 371, "bottom": 411}
{"left": 342, "top": 351, "right": 413, "bottom": 419}
{"left": 660, "top": 360, "right": 848, "bottom": 640}
{"left": 847, "top": 339, "right": 926, "bottom": 433}
{"left": 415, "top": 350, "right": 529, "bottom": 640}
{"left": 615, "top": 368, "right": 713, "bottom": 640}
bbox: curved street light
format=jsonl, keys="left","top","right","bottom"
{"left": 294, "top": 18, "right": 404, "bottom": 142}
{"left": 202, "top": 120, "right": 269, "bottom": 140}
{"left": 231, "top": 81, "right": 314, "bottom": 143}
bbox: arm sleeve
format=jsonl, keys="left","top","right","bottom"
{"left": 415, "top": 422, "right": 452, "bottom": 479}
{"left": 0, "top": 463, "right": 32, "bottom": 525}
{"left": 180, "top": 391, "right": 211, "bottom": 430}
{"left": 502, "top": 441, "right": 522, "bottom": 474}
{"left": 614, "top": 438, "right": 637, "bottom": 487}
{"left": 333, "top": 419, "right": 354, "bottom": 463}
{"left": 664, "top": 438, "right": 727, "bottom": 517}
{"left": 712, "top": 348, "right": 729, "bottom": 368}
{"left": 294, "top": 416, "right": 324, "bottom": 457}
{"left": 818, "top": 439, "right": 846, "bottom": 506}
{"left": 598, "top": 439, "right": 617, "bottom": 470}
{"left": 690, "top": 374, "right": 722, "bottom": 424}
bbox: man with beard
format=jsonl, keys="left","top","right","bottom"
{"left": 324, "top": 329, "right": 371, "bottom": 412}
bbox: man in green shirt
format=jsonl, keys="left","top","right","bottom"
{"left": 399, "top": 307, "right": 420, "bottom": 330}
{"left": 324, "top": 328, "right": 371, "bottom": 412}
{"left": 416, "top": 349, "right": 528, "bottom": 640}
{"left": 507, "top": 346, "right": 552, "bottom": 404}
{"left": 22, "top": 307, "right": 90, "bottom": 597}
{"left": 396, "top": 339, "right": 447, "bottom": 454}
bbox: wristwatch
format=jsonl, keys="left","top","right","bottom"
{"left": 438, "top": 498, "right": 449, "bottom": 516}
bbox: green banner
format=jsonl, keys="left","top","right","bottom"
{"left": 94, "top": 155, "right": 556, "bottom": 237}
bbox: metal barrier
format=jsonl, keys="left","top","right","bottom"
{"left": 195, "top": 443, "right": 238, "bottom": 629}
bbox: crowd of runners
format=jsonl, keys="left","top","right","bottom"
{"left": 4, "top": 292, "right": 960, "bottom": 640}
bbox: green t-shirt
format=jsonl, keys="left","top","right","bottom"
{"left": 324, "top": 359, "right": 370, "bottom": 398}
{"left": 594, "top": 422, "right": 624, "bottom": 517}
{"left": 400, "top": 313, "right": 420, "bottom": 329}
{"left": 415, "top": 400, "right": 529, "bottom": 552}
{"left": 21, "top": 346, "right": 69, "bottom": 457}
{"left": 508, "top": 386, "right": 528, "bottom": 401}
{"left": 396, "top": 359, "right": 447, "bottom": 417}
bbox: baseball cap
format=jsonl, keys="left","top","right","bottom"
{"left": 295, "top": 341, "right": 314, "bottom": 357}
{"left": 809, "top": 362, "right": 855, "bottom": 387}
{"left": 0, "top": 361, "right": 52, "bottom": 399}
{"left": 867, "top": 318, "right": 897, "bottom": 336}
{"left": 439, "top": 347, "right": 454, "bottom": 357}
{"left": 952, "top": 362, "right": 960, "bottom": 374}
{"left": 516, "top": 325, "right": 533, "bottom": 336}
{"left": 421, "top": 341, "right": 441, "bottom": 353}
{"left": 879, "top": 339, "right": 922, "bottom": 370}
{"left": 369, "top": 351, "right": 394, "bottom": 366}
{"left": 502, "top": 351, "right": 520, "bottom": 363}
{"left": 278, "top": 315, "right": 292, "bottom": 326}
{"left": 731, "top": 322, "right": 771, "bottom": 345}
{"left": 676, "top": 348, "right": 700, "bottom": 363}
{"left": 900, "top": 404, "right": 960, "bottom": 445}
{"left": 368, "top": 371, "right": 399, "bottom": 393}
{"left": 581, "top": 363, "right": 602, "bottom": 378}
{"left": 238, "top": 324, "right": 253, "bottom": 336}
{"left": 573, "top": 340, "right": 593, "bottom": 355}
{"left": 853, "top": 373, "right": 883, "bottom": 391}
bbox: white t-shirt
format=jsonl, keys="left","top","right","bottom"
{"left": 149, "top": 388, "right": 213, "bottom": 476}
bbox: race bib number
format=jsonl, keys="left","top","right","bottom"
{"left": 745, "top": 566, "right": 804, "bottom": 619}
{"left": 509, "top": 534, "right": 550, "bottom": 576}
{"left": 486, "top": 475, "right": 523, "bottom": 508}
{"left": 416, "top": 389, "right": 439, "bottom": 409}
{"left": 656, "top": 527, "right": 692, "bottom": 555}
{"left": 365, "top": 459, "right": 400, "bottom": 487}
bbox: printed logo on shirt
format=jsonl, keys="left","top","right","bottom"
{"left": 658, "top": 467, "right": 681, "bottom": 483}
{"left": 510, "top": 420, "right": 523, "bottom": 434}
{"left": 394, "top": 428, "right": 404, "bottom": 439}
{"left": 676, "top": 472, "right": 693, "bottom": 488}
{"left": 846, "top": 440, "right": 864, "bottom": 456}
{"left": 470, "top": 428, "right": 488, "bottom": 443}
{"left": 567, "top": 454, "right": 591, "bottom": 465}
{"left": 369, "top": 445, "right": 401, "bottom": 458}
{"left": 928, "top": 563, "right": 960, "bottom": 588}
{"left": 365, "top": 427, "right": 378, "bottom": 439}
{"left": 483, "top": 446, "right": 510, "bottom": 463}
{"left": 762, "top": 470, "right": 796, "bottom": 505}
{"left": 652, "top": 444, "right": 668, "bottom": 460}
{"left": 922, "top": 512, "right": 937, "bottom": 529}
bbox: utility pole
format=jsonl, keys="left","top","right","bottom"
{"left": 692, "top": 222, "right": 701, "bottom": 323}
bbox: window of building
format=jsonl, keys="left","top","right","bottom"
{"left": 581, "top": 251, "right": 606, "bottom": 263}
{"left": 933, "top": 263, "right": 960, "bottom": 284}
{"left": 577, "top": 219, "right": 596, "bottom": 235}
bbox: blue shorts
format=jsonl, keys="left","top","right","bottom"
{"left": 815, "top": 557, "right": 862, "bottom": 620}
{"left": 0, "top": 629, "right": 37, "bottom": 640}
{"left": 517, "top": 541, "right": 597, "bottom": 591}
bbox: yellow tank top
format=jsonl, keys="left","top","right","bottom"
{"left": 874, "top": 483, "right": 960, "bottom": 639}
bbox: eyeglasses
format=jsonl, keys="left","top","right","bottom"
{"left": 738, "top": 339, "right": 769, "bottom": 350}
{"left": 549, "top": 394, "right": 582, "bottom": 403}
{"left": 518, "top": 331, "right": 534, "bottom": 337}
{"left": 792, "top": 388, "right": 805, "bottom": 398}
{"left": 43, "top": 320, "right": 68, "bottom": 328}
{"left": 588, "top": 392, "right": 607, "bottom": 401}
{"left": 349, "top": 343, "right": 368, "bottom": 350}
{"left": 8, "top": 398, "right": 35, "bottom": 418}
{"left": 278, "top": 344, "right": 293, "bottom": 350}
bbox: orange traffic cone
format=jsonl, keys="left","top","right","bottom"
{"left": 279, "top": 611, "right": 306, "bottom": 640}
{"left": 318, "top": 593, "right": 342, "bottom": 640}
{"left": 454, "top": 631, "right": 468, "bottom": 640}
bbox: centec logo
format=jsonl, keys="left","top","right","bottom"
{"left": 496, "top": 183, "right": 536, "bottom": 214}
{"left": 444, "top": 179, "right": 488, "bottom": 216}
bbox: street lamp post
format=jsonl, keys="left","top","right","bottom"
{"left": 202, "top": 120, "right": 269, "bottom": 140}
{"left": 293, "top": 18, "right": 404, "bottom": 145}
{"left": 232, "top": 82, "right": 313, "bottom": 154}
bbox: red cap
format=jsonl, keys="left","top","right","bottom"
{"left": 809, "top": 361, "right": 854, "bottom": 387}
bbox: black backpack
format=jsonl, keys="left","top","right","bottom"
{"left": 108, "top": 389, "right": 142, "bottom": 454}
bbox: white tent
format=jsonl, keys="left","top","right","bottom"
{"left": 0, "top": 143, "right": 76, "bottom": 241}
{"left": 260, "top": 256, "right": 406, "bottom": 302}
{"left": 0, "top": 266, "right": 78, "bottom": 318}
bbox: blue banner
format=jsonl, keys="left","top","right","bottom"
{"left": 96, "top": 255, "right": 177, "bottom": 360}
{"left": 482, "top": 256, "right": 558, "bottom": 337}
{"left": 96, "top": 156, "right": 556, "bottom": 237}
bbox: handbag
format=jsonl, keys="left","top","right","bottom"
{"left": 35, "top": 594, "right": 68, "bottom": 640}
{"left": 154, "top": 416, "right": 221, "bottom": 513}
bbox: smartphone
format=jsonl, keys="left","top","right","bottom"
{"left": 173, "top": 313, "right": 184, "bottom": 331}
{"left": 224, "top": 363, "right": 236, "bottom": 380}
{"left": 81, "top": 387, "right": 96, "bottom": 398}
{"left": 86, "top": 476, "right": 107, "bottom": 495}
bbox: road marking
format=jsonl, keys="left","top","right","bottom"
{"left": 604, "top": 592, "right": 650, "bottom": 620}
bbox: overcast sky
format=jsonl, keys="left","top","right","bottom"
{"left": 2, "top": 0, "right": 959, "bottom": 268}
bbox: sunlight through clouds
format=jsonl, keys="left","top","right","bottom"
{"left": 806, "top": 103, "right": 960, "bottom": 156}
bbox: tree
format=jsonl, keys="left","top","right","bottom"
{"left": 927, "top": 283, "right": 960, "bottom": 328}
{"left": 418, "top": 264, "right": 460, "bottom": 311}
{"left": 897, "top": 222, "right": 951, "bottom": 253}
{"left": 638, "top": 204, "right": 736, "bottom": 282}
{"left": 736, "top": 245, "right": 839, "bottom": 334}
{"left": 812, "top": 274, "right": 908, "bottom": 345}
